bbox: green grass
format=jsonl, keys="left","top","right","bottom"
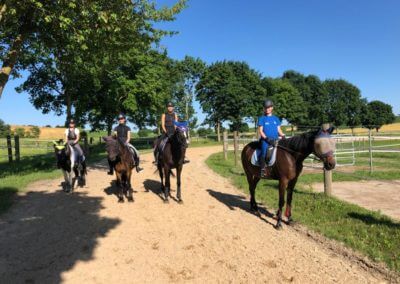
{"left": 206, "top": 151, "right": 400, "bottom": 272}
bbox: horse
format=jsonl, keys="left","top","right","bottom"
{"left": 155, "top": 122, "right": 188, "bottom": 203}
{"left": 53, "top": 141, "right": 87, "bottom": 193}
{"left": 241, "top": 126, "right": 336, "bottom": 229}
{"left": 103, "top": 136, "right": 135, "bottom": 203}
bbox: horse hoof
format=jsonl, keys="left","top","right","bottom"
{"left": 118, "top": 198, "right": 124, "bottom": 203}
{"left": 177, "top": 199, "right": 183, "bottom": 204}
{"left": 287, "top": 218, "right": 295, "bottom": 226}
{"left": 128, "top": 197, "right": 134, "bottom": 202}
{"left": 164, "top": 199, "right": 169, "bottom": 204}
{"left": 274, "top": 223, "right": 283, "bottom": 230}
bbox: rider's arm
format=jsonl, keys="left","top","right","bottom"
{"left": 174, "top": 113, "right": 178, "bottom": 129}
{"left": 258, "top": 126, "right": 266, "bottom": 140}
{"left": 126, "top": 131, "right": 131, "bottom": 144}
{"left": 161, "top": 113, "right": 167, "bottom": 133}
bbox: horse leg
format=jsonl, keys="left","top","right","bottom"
{"left": 127, "top": 170, "right": 134, "bottom": 202}
{"left": 116, "top": 172, "right": 124, "bottom": 203}
{"left": 163, "top": 166, "right": 170, "bottom": 203}
{"left": 176, "top": 164, "right": 183, "bottom": 203}
{"left": 158, "top": 164, "right": 165, "bottom": 193}
{"left": 285, "top": 178, "right": 298, "bottom": 224}
{"left": 275, "top": 178, "right": 288, "bottom": 230}
{"left": 247, "top": 175, "right": 260, "bottom": 213}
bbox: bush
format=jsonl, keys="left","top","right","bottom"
{"left": 14, "top": 127, "right": 25, "bottom": 138}
{"left": 31, "top": 126, "right": 41, "bottom": 138}
{"left": 137, "top": 128, "right": 153, "bottom": 137}
{"left": 0, "top": 119, "right": 11, "bottom": 138}
{"left": 197, "top": 127, "right": 214, "bottom": 136}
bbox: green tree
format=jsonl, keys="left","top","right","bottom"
{"left": 14, "top": 127, "right": 25, "bottom": 137}
{"left": 262, "top": 78, "right": 307, "bottom": 133}
{"left": 282, "top": 70, "right": 329, "bottom": 127}
{"left": 323, "top": 79, "right": 364, "bottom": 131}
{"left": 30, "top": 125, "right": 40, "bottom": 138}
{"left": 137, "top": 128, "right": 153, "bottom": 137}
{"left": 197, "top": 61, "right": 263, "bottom": 139}
{"left": 0, "top": 0, "right": 185, "bottom": 103}
{"left": 362, "top": 100, "right": 396, "bottom": 131}
{"left": 0, "top": 119, "right": 11, "bottom": 137}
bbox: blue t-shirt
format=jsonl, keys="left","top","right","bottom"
{"left": 258, "top": 115, "right": 281, "bottom": 139}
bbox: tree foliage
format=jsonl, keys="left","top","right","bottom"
{"left": 0, "top": 119, "right": 11, "bottom": 137}
{"left": 361, "top": 100, "right": 396, "bottom": 131}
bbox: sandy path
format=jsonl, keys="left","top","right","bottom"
{"left": 0, "top": 146, "right": 391, "bottom": 283}
{"left": 312, "top": 180, "right": 400, "bottom": 220}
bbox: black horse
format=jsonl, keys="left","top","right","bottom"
{"left": 241, "top": 126, "right": 336, "bottom": 229}
{"left": 53, "top": 141, "right": 87, "bottom": 193}
{"left": 155, "top": 122, "right": 188, "bottom": 203}
{"left": 103, "top": 136, "right": 135, "bottom": 202}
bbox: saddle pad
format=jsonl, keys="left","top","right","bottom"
{"left": 251, "top": 147, "right": 277, "bottom": 167}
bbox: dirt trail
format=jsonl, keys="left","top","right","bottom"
{"left": 0, "top": 146, "right": 392, "bottom": 283}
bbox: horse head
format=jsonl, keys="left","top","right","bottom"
{"left": 53, "top": 140, "right": 69, "bottom": 169}
{"left": 313, "top": 124, "right": 336, "bottom": 170}
{"left": 103, "top": 136, "right": 119, "bottom": 162}
{"left": 174, "top": 121, "right": 189, "bottom": 146}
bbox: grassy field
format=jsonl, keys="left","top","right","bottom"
{"left": 206, "top": 151, "right": 400, "bottom": 272}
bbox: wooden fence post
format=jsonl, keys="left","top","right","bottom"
{"left": 90, "top": 137, "right": 94, "bottom": 144}
{"left": 14, "top": 135, "right": 20, "bottom": 162}
{"left": 6, "top": 135, "right": 13, "bottom": 163}
{"left": 233, "top": 131, "right": 239, "bottom": 166}
{"left": 223, "top": 131, "right": 228, "bottom": 160}
{"left": 324, "top": 169, "right": 332, "bottom": 196}
{"left": 368, "top": 128, "right": 373, "bottom": 173}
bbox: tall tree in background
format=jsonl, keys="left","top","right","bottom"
{"left": 172, "top": 56, "right": 205, "bottom": 130}
{"left": 197, "top": 61, "right": 263, "bottom": 139}
{"left": 262, "top": 78, "right": 307, "bottom": 134}
{"left": 362, "top": 100, "right": 395, "bottom": 131}
{"left": 324, "top": 79, "right": 364, "bottom": 133}
{"left": 282, "top": 70, "right": 329, "bottom": 128}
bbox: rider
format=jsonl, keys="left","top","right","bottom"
{"left": 258, "top": 99, "right": 285, "bottom": 178}
{"left": 154, "top": 102, "right": 189, "bottom": 163}
{"left": 107, "top": 114, "right": 143, "bottom": 175}
{"left": 64, "top": 119, "right": 84, "bottom": 164}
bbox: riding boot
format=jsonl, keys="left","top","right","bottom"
{"left": 260, "top": 159, "right": 267, "bottom": 178}
{"left": 183, "top": 156, "right": 190, "bottom": 164}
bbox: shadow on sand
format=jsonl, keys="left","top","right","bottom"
{"left": 206, "top": 189, "right": 276, "bottom": 226}
{"left": 0, "top": 189, "right": 120, "bottom": 283}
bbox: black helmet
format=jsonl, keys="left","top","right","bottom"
{"left": 264, "top": 99, "right": 274, "bottom": 108}
{"left": 69, "top": 119, "right": 75, "bottom": 124}
{"left": 166, "top": 102, "right": 174, "bottom": 107}
{"left": 118, "top": 113, "right": 126, "bottom": 119}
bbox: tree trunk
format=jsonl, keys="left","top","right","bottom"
{"left": 0, "top": 32, "right": 24, "bottom": 99}
{"left": 65, "top": 92, "right": 72, "bottom": 126}
{"left": 216, "top": 121, "right": 221, "bottom": 142}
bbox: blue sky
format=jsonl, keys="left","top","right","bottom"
{"left": 1, "top": 0, "right": 399, "bottom": 128}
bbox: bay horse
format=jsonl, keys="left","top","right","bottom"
{"left": 103, "top": 136, "right": 135, "bottom": 203}
{"left": 241, "top": 126, "right": 336, "bottom": 229}
{"left": 53, "top": 141, "right": 87, "bottom": 193}
{"left": 155, "top": 122, "right": 188, "bottom": 203}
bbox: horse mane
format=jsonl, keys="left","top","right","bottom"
{"left": 278, "top": 130, "right": 318, "bottom": 154}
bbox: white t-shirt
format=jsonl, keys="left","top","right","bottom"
{"left": 65, "top": 128, "right": 80, "bottom": 138}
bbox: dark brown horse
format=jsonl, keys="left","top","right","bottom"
{"left": 155, "top": 122, "right": 188, "bottom": 203}
{"left": 103, "top": 136, "right": 135, "bottom": 202}
{"left": 241, "top": 126, "right": 336, "bottom": 229}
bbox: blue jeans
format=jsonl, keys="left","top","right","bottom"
{"left": 260, "top": 139, "right": 270, "bottom": 161}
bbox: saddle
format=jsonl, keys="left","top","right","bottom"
{"left": 251, "top": 145, "right": 277, "bottom": 167}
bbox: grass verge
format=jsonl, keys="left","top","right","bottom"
{"left": 206, "top": 151, "right": 400, "bottom": 272}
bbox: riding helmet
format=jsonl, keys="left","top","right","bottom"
{"left": 264, "top": 99, "right": 274, "bottom": 108}
{"left": 69, "top": 119, "right": 75, "bottom": 124}
{"left": 166, "top": 102, "right": 174, "bottom": 107}
{"left": 118, "top": 113, "right": 126, "bottom": 119}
